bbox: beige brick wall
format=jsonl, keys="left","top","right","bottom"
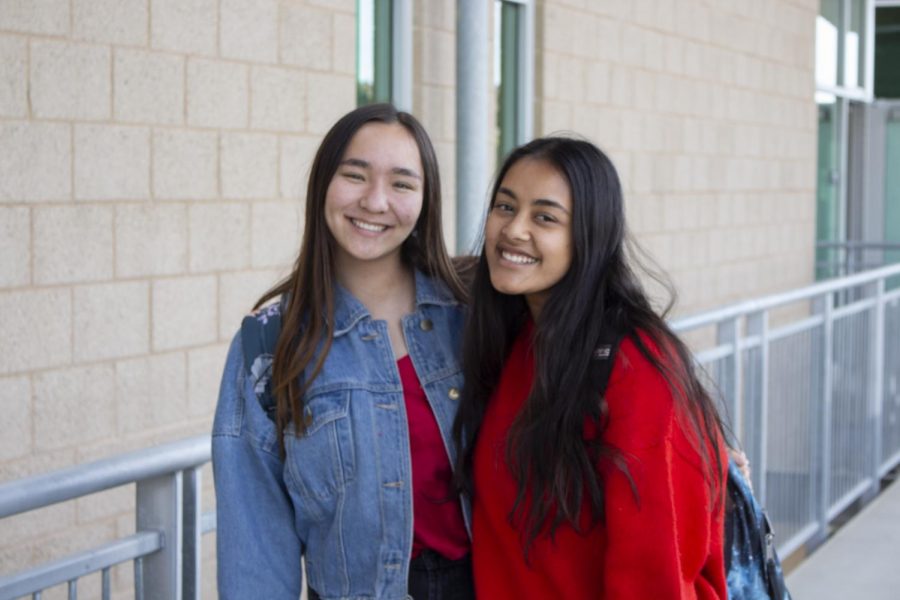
{"left": 0, "top": 0, "right": 820, "bottom": 596}
{"left": 0, "top": 0, "right": 347, "bottom": 596}
{"left": 413, "top": 0, "right": 460, "bottom": 249}
{"left": 537, "top": 0, "right": 819, "bottom": 315}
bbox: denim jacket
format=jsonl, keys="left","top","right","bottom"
{"left": 212, "top": 271, "right": 470, "bottom": 600}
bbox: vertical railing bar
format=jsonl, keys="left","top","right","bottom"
{"left": 32, "top": 592, "right": 41, "bottom": 599}
{"left": 818, "top": 291, "right": 835, "bottom": 543}
{"left": 747, "top": 320, "right": 759, "bottom": 489}
{"left": 746, "top": 310, "right": 768, "bottom": 503}
{"left": 892, "top": 298, "right": 900, "bottom": 467}
{"left": 807, "top": 301, "right": 820, "bottom": 532}
{"left": 758, "top": 311, "right": 770, "bottom": 506}
{"left": 134, "top": 557, "right": 144, "bottom": 600}
{"left": 101, "top": 567, "right": 111, "bottom": 600}
{"left": 136, "top": 471, "right": 183, "bottom": 600}
{"left": 871, "top": 278, "right": 886, "bottom": 491}
{"left": 67, "top": 579, "right": 76, "bottom": 600}
{"left": 716, "top": 317, "right": 742, "bottom": 443}
{"left": 733, "top": 316, "right": 744, "bottom": 443}
{"left": 182, "top": 466, "right": 202, "bottom": 600}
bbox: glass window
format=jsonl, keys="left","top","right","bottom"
{"left": 845, "top": 0, "right": 866, "bottom": 88}
{"left": 816, "top": 0, "right": 870, "bottom": 91}
{"left": 885, "top": 112, "right": 900, "bottom": 271}
{"left": 495, "top": 0, "right": 525, "bottom": 163}
{"left": 357, "top": 0, "right": 392, "bottom": 106}
{"left": 814, "top": 0, "right": 876, "bottom": 279}
{"left": 816, "top": 95, "right": 844, "bottom": 279}
{"left": 817, "top": 0, "right": 841, "bottom": 88}
{"left": 875, "top": 7, "right": 900, "bottom": 98}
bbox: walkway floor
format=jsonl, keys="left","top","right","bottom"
{"left": 786, "top": 478, "right": 900, "bottom": 599}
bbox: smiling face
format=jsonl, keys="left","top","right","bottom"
{"left": 324, "top": 121, "right": 424, "bottom": 273}
{"left": 484, "top": 157, "right": 574, "bottom": 318}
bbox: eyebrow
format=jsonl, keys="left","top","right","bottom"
{"left": 497, "top": 187, "right": 570, "bottom": 213}
{"left": 340, "top": 158, "right": 422, "bottom": 180}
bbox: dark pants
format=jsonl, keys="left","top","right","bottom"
{"left": 307, "top": 551, "right": 475, "bottom": 600}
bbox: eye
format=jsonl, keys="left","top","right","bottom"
{"left": 341, "top": 170, "right": 365, "bottom": 181}
{"left": 535, "top": 213, "right": 558, "bottom": 224}
{"left": 492, "top": 201, "right": 514, "bottom": 213}
{"left": 393, "top": 180, "right": 416, "bottom": 191}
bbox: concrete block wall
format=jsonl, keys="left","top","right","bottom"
{"left": 537, "top": 0, "right": 819, "bottom": 314}
{"left": 0, "top": 0, "right": 353, "bottom": 596}
{"left": 413, "top": 0, "right": 460, "bottom": 250}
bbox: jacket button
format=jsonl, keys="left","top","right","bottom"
{"left": 419, "top": 319, "right": 433, "bottom": 331}
{"left": 448, "top": 387, "right": 460, "bottom": 400}
{"left": 303, "top": 408, "right": 313, "bottom": 428}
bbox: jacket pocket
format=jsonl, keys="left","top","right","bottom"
{"left": 283, "top": 390, "right": 356, "bottom": 506}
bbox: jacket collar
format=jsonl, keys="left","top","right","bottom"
{"left": 332, "top": 269, "right": 459, "bottom": 336}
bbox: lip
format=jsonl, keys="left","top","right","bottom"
{"left": 347, "top": 216, "right": 390, "bottom": 234}
{"left": 496, "top": 245, "right": 539, "bottom": 266}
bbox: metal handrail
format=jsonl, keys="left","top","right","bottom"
{"left": 0, "top": 532, "right": 161, "bottom": 600}
{"left": 0, "top": 435, "right": 212, "bottom": 599}
{"left": 669, "top": 263, "right": 900, "bottom": 559}
{"left": 0, "top": 435, "right": 211, "bottom": 519}
{"left": 670, "top": 262, "right": 900, "bottom": 331}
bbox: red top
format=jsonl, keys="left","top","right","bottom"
{"left": 397, "top": 355, "right": 469, "bottom": 560}
{"left": 472, "top": 323, "right": 727, "bottom": 599}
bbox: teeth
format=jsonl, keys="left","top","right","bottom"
{"left": 351, "top": 218, "right": 387, "bottom": 233}
{"left": 501, "top": 250, "right": 538, "bottom": 265}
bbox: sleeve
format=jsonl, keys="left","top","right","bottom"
{"left": 598, "top": 341, "right": 727, "bottom": 600}
{"left": 212, "top": 331, "right": 304, "bottom": 600}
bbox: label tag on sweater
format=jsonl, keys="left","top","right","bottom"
{"left": 593, "top": 345, "right": 612, "bottom": 360}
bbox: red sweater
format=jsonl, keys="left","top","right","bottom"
{"left": 472, "top": 324, "right": 727, "bottom": 599}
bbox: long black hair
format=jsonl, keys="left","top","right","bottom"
{"left": 255, "top": 103, "right": 466, "bottom": 448}
{"left": 452, "top": 136, "right": 725, "bottom": 551}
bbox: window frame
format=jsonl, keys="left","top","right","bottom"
{"left": 356, "top": 0, "right": 412, "bottom": 110}
{"left": 494, "top": 0, "right": 534, "bottom": 161}
{"left": 817, "top": 0, "right": 876, "bottom": 100}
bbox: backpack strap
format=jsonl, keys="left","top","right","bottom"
{"left": 240, "top": 302, "right": 284, "bottom": 422}
{"left": 589, "top": 327, "right": 624, "bottom": 397}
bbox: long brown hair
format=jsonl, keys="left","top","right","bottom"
{"left": 452, "top": 137, "right": 725, "bottom": 553}
{"left": 254, "top": 104, "right": 466, "bottom": 445}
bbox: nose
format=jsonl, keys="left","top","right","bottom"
{"left": 501, "top": 212, "right": 530, "bottom": 242}
{"left": 361, "top": 180, "right": 389, "bottom": 213}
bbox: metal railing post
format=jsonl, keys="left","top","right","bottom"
{"left": 868, "top": 278, "right": 886, "bottom": 499}
{"left": 746, "top": 311, "right": 769, "bottom": 505}
{"left": 716, "top": 317, "right": 743, "bottom": 444}
{"left": 814, "top": 292, "right": 835, "bottom": 545}
{"left": 182, "top": 467, "right": 202, "bottom": 600}
{"left": 136, "top": 473, "right": 183, "bottom": 600}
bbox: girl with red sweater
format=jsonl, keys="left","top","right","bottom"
{"left": 452, "top": 137, "right": 729, "bottom": 599}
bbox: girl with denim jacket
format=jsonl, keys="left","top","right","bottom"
{"left": 453, "top": 137, "right": 729, "bottom": 599}
{"left": 213, "top": 104, "right": 473, "bottom": 600}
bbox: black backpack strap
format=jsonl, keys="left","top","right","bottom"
{"left": 240, "top": 302, "right": 284, "bottom": 422}
{"left": 589, "top": 327, "right": 624, "bottom": 397}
